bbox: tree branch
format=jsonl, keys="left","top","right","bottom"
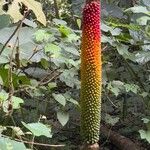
{"left": 1, "top": 134, "right": 65, "bottom": 148}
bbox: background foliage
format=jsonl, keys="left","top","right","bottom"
{"left": 0, "top": 0, "right": 149, "bottom": 149}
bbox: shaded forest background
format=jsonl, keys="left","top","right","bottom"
{"left": 0, "top": 0, "right": 150, "bottom": 149}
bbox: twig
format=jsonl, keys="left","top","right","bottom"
{"left": 39, "top": 72, "right": 61, "bottom": 86}
{"left": 1, "top": 134, "right": 65, "bottom": 147}
{"left": 0, "top": 11, "right": 30, "bottom": 56}
{"left": 28, "top": 46, "right": 39, "bottom": 61}
{"left": 102, "top": 45, "right": 108, "bottom": 52}
{"left": 104, "top": 89, "right": 118, "bottom": 108}
{"left": 6, "top": 37, "right": 19, "bottom": 115}
{"left": 0, "top": 24, "right": 21, "bottom": 56}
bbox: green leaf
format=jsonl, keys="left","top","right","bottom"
{"left": 124, "top": 83, "right": 139, "bottom": 94}
{"left": 136, "top": 16, "right": 150, "bottom": 25}
{"left": 0, "top": 15, "right": 11, "bottom": 29}
{"left": 101, "top": 23, "right": 113, "bottom": 32}
{"left": 0, "top": 75, "right": 3, "bottom": 85}
{"left": 59, "top": 69, "right": 80, "bottom": 88}
{"left": 23, "top": 18, "right": 37, "bottom": 28}
{"left": 110, "top": 28, "right": 122, "bottom": 36}
{"left": 142, "top": 118, "right": 150, "bottom": 124}
{"left": 145, "top": 25, "right": 150, "bottom": 37}
{"left": 63, "top": 93, "right": 79, "bottom": 106}
{"left": 57, "top": 110, "right": 69, "bottom": 126}
{"left": 30, "top": 79, "right": 39, "bottom": 87}
{"left": 105, "top": 114, "right": 119, "bottom": 126}
{"left": 59, "top": 68, "right": 77, "bottom": 82}
{"left": 20, "top": 59, "right": 28, "bottom": 67}
{"left": 139, "top": 129, "right": 150, "bottom": 143}
{"left": 116, "top": 33, "right": 132, "bottom": 43}
{"left": 67, "top": 34, "right": 80, "bottom": 42}
{"left": 76, "top": 19, "right": 81, "bottom": 28}
{"left": 67, "top": 98, "right": 79, "bottom": 106}
{"left": 59, "top": 26, "right": 71, "bottom": 37}
{"left": 116, "top": 44, "right": 130, "bottom": 56}
{"left": 20, "top": 42, "right": 48, "bottom": 62}
{"left": 48, "top": 82, "right": 57, "bottom": 89}
{"left": 0, "top": 27, "right": 35, "bottom": 45}
{"left": 52, "top": 93, "right": 66, "bottom": 106}
{"left": 53, "top": 18, "right": 67, "bottom": 26}
{"left": 0, "top": 69, "right": 31, "bottom": 88}
{"left": 45, "top": 43, "right": 61, "bottom": 52}
{"left": 44, "top": 43, "right": 61, "bottom": 58}
{"left": 140, "top": 92, "right": 148, "bottom": 98}
{"left": 0, "top": 55, "right": 9, "bottom": 64}
{"left": 63, "top": 46, "right": 79, "bottom": 56}
{"left": 10, "top": 126, "right": 25, "bottom": 136}
{"left": 107, "top": 81, "right": 123, "bottom": 96}
{"left": 34, "top": 30, "right": 51, "bottom": 42}
{"left": 125, "top": 6, "right": 149, "bottom": 14}
{"left": 22, "top": 122, "right": 52, "bottom": 138}
{"left": 0, "top": 137, "right": 26, "bottom": 150}
{"left": 108, "top": 22, "right": 140, "bottom": 31}
{"left": 10, "top": 96, "right": 24, "bottom": 110}
{"left": 0, "top": 126, "right": 6, "bottom": 134}
{"left": 0, "top": 92, "right": 24, "bottom": 110}
{"left": 135, "top": 51, "right": 150, "bottom": 64}
{"left": 40, "top": 58, "right": 49, "bottom": 69}
{"left": 142, "top": 0, "right": 150, "bottom": 7}
{"left": 101, "top": 23, "right": 121, "bottom": 35}
{"left": 101, "top": 35, "right": 114, "bottom": 45}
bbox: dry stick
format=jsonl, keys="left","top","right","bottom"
{"left": 104, "top": 89, "right": 118, "bottom": 108}
{"left": 38, "top": 67, "right": 60, "bottom": 84}
{"left": 0, "top": 25, "right": 21, "bottom": 56}
{"left": 6, "top": 37, "right": 19, "bottom": 115}
{"left": 1, "top": 134, "right": 65, "bottom": 148}
{"left": 27, "top": 46, "right": 39, "bottom": 61}
{"left": 53, "top": 0, "right": 60, "bottom": 18}
{"left": 39, "top": 72, "right": 62, "bottom": 86}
